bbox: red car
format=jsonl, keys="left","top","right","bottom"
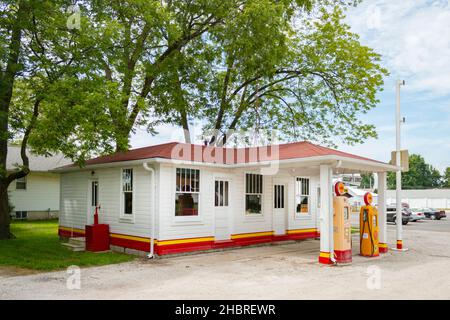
{"left": 422, "top": 208, "right": 447, "bottom": 220}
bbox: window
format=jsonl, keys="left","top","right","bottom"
{"left": 215, "top": 180, "right": 229, "bottom": 207}
{"left": 245, "top": 173, "right": 263, "bottom": 215}
{"left": 175, "top": 168, "right": 200, "bottom": 216}
{"left": 91, "top": 181, "right": 99, "bottom": 207}
{"left": 295, "top": 177, "right": 310, "bottom": 216}
{"left": 16, "top": 176, "right": 26, "bottom": 190}
{"left": 122, "top": 169, "right": 133, "bottom": 215}
{"left": 15, "top": 211, "right": 28, "bottom": 220}
{"left": 274, "top": 185, "right": 284, "bottom": 209}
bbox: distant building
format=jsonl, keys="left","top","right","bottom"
{"left": 386, "top": 189, "right": 450, "bottom": 209}
{"left": 334, "top": 177, "right": 377, "bottom": 210}
{"left": 6, "top": 146, "right": 72, "bottom": 220}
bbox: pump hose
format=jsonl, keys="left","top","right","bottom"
{"left": 366, "top": 216, "right": 375, "bottom": 256}
{"left": 360, "top": 215, "right": 366, "bottom": 253}
{"left": 360, "top": 209, "right": 375, "bottom": 256}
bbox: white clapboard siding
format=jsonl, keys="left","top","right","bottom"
{"left": 157, "top": 164, "right": 215, "bottom": 241}
{"left": 59, "top": 171, "right": 90, "bottom": 230}
{"left": 231, "top": 169, "right": 273, "bottom": 235}
{"left": 91, "top": 166, "right": 152, "bottom": 238}
{"left": 8, "top": 172, "right": 61, "bottom": 212}
{"left": 61, "top": 162, "right": 321, "bottom": 243}
{"left": 60, "top": 166, "right": 153, "bottom": 238}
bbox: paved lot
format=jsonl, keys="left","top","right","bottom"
{"left": 1, "top": 219, "right": 450, "bottom": 300}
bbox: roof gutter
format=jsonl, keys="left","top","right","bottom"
{"left": 53, "top": 155, "right": 399, "bottom": 173}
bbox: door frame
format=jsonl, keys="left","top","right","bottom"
{"left": 272, "top": 178, "right": 288, "bottom": 235}
{"left": 213, "top": 177, "right": 232, "bottom": 241}
{"left": 87, "top": 179, "right": 99, "bottom": 225}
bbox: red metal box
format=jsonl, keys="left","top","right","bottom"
{"left": 85, "top": 224, "right": 110, "bottom": 252}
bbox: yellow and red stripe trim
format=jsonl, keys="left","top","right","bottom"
{"left": 59, "top": 226, "right": 320, "bottom": 255}
{"left": 287, "top": 228, "right": 317, "bottom": 235}
{"left": 231, "top": 231, "right": 274, "bottom": 240}
{"left": 319, "top": 251, "right": 333, "bottom": 265}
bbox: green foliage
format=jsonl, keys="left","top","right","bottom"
{"left": 152, "top": 4, "right": 388, "bottom": 146}
{"left": 387, "top": 154, "right": 443, "bottom": 190}
{"left": 443, "top": 167, "right": 450, "bottom": 188}
{"left": 0, "top": 220, "right": 133, "bottom": 270}
{"left": 360, "top": 173, "right": 374, "bottom": 189}
{"left": 5, "top": 0, "right": 388, "bottom": 163}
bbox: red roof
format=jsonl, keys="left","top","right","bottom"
{"left": 77, "top": 141, "right": 385, "bottom": 166}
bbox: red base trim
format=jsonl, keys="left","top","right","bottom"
{"left": 319, "top": 257, "right": 333, "bottom": 265}
{"left": 379, "top": 244, "right": 388, "bottom": 253}
{"left": 334, "top": 249, "right": 352, "bottom": 263}
{"left": 58, "top": 228, "right": 85, "bottom": 238}
{"left": 156, "top": 241, "right": 214, "bottom": 255}
{"left": 360, "top": 253, "right": 380, "bottom": 258}
{"left": 110, "top": 235, "right": 150, "bottom": 252}
{"left": 59, "top": 226, "right": 318, "bottom": 256}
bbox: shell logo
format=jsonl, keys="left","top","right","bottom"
{"left": 334, "top": 182, "right": 346, "bottom": 196}
{"left": 364, "top": 192, "right": 373, "bottom": 205}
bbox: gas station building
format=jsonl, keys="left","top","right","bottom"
{"left": 56, "top": 141, "right": 399, "bottom": 264}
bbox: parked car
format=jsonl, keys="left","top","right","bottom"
{"left": 386, "top": 205, "right": 411, "bottom": 225}
{"left": 410, "top": 208, "right": 426, "bottom": 222}
{"left": 422, "top": 208, "right": 447, "bottom": 220}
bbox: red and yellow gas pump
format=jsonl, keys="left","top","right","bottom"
{"left": 359, "top": 193, "right": 379, "bottom": 257}
{"left": 333, "top": 182, "right": 352, "bottom": 264}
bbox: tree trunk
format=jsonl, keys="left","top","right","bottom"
{"left": 0, "top": 181, "right": 11, "bottom": 239}
{"left": 0, "top": 2, "right": 30, "bottom": 239}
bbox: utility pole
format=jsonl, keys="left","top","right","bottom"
{"left": 395, "top": 80, "right": 407, "bottom": 251}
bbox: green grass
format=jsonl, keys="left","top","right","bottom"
{"left": 0, "top": 220, "right": 134, "bottom": 271}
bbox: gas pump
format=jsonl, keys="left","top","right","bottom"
{"left": 359, "top": 193, "right": 379, "bottom": 257}
{"left": 333, "top": 182, "right": 352, "bottom": 264}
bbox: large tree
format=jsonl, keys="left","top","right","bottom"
{"left": 0, "top": 0, "right": 114, "bottom": 239}
{"left": 46, "top": 0, "right": 316, "bottom": 151}
{"left": 151, "top": 3, "right": 386, "bottom": 146}
{"left": 388, "top": 154, "right": 442, "bottom": 190}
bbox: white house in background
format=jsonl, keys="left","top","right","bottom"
{"left": 55, "top": 141, "right": 397, "bottom": 263}
{"left": 336, "top": 182, "right": 378, "bottom": 209}
{"left": 7, "top": 145, "right": 71, "bottom": 220}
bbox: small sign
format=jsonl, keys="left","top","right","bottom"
{"left": 390, "top": 150, "right": 409, "bottom": 172}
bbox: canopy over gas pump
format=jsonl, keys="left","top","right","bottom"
{"left": 333, "top": 182, "right": 352, "bottom": 264}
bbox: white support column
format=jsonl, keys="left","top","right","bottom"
{"left": 377, "top": 172, "right": 388, "bottom": 253}
{"left": 319, "top": 164, "right": 334, "bottom": 265}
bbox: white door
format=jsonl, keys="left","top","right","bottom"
{"left": 273, "top": 183, "right": 287, "bottom": 235}
{"left": 88, "top": 180, "right": 99, "bottom": 225}
{"left": 214, "top": 180, "right": 230, "bottom": 241}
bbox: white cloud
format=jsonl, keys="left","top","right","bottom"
{"left": 345, "top": 0, "right": 450, "bottom": 95}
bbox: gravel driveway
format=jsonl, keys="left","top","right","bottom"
{"left": 1, "top": 221, "right": 450, "bottom": 300}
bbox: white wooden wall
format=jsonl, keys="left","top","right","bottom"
{"left": 8, "top": 172, "right": 61, "bottom": 212}
{"left": 59, "top": 165, "right": 153, "bottom": 238}
{"left": 60, "top": 164, "right": 320, "bottom": 241}
{"left": 59, "top": 171, "right": 90, "bottom": 230}
{"left": 157, "top": 165, "right": 319, "bottom": 241}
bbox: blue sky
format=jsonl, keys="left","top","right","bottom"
{"left": 338, "top": 0, "right": 450, "bottom": 172}
{"left": 131, "top": 0, "right": 450, "bottom": 172}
